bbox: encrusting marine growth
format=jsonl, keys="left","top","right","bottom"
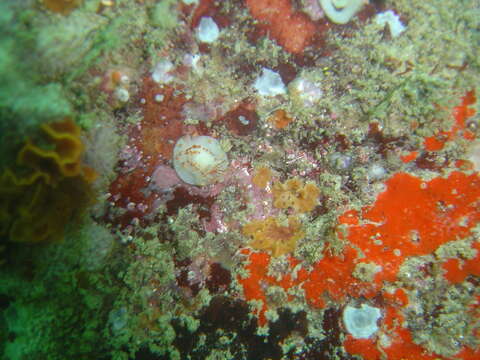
{"left": 1, "top": 1, "right": 479, "bottom": 359}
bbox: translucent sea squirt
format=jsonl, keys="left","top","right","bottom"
{"left": 343, "top": 303, "right": 381, "bottom": 339}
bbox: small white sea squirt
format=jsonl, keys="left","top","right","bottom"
{"left": 343, "top": 303, "right": 381, "bottom": 339}
{"left": 318, "top": 0, "right": 365, "bottom": 24}
{"left": 173, "top": 135, "right": 228, "bottom": 186}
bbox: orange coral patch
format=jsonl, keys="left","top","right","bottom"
{"left": 237, "top": 250, "right": 308, "bottom": 325}
{"left": 456, "top": 347, "right": 480, "bottom": 360}
{"left": 452, "top": 90, "right": 476, "bottom": 138}
{"left": 237, "top": 251, "right": 270, "bottom": 325}
{"left": 383, "top": 327, "right": 440, "bottom": 360}
{"left": 383, "top": 288, "right": 409, "bottom": 307}
{"left": 422, "top": 91, "right": 476, "bottom": 153}
{"left": 423, "top": 132, "right": 448, "bottom": 151}
{"left": 338, "top": 209, "right": 359, "bottom": 225}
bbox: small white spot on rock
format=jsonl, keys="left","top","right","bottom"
{"left": 152, "top": 59, "right": 174, "bottom": 84}
{"left": 375, "top": 10, "right": 406, "bottom": 38}
{"left": 254, "top": 68, "right": 286, "bottom": 97}
{"left": 197, "top": 17, "right": 220, "bottom": 43}
{"left": 115, "top": 88, "right": 130, "bottom": 102}
{"left": 238, "top": 115, "right": 249, "bottom": 125}
{"left": 343, "top": 303, "right": 381, "bottom": 339}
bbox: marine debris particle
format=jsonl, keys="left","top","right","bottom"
{"left": 196, "top": 16, "right": 220, "bottom": 43}
{"left": 254, "top": 68, "right": 287, "bottom": 97}
{"left": 318, "top": 0, "right": 365, "bottom": 24}
{"left": 374, "top": 10, "right": 406, "bottom": 38}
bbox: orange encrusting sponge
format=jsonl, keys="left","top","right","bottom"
{"left": 342, "top": 171, "right": 480, "bottom": 283}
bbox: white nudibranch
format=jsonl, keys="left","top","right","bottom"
{"left": 173, "top": 135, "right": 228, "bottom": 186}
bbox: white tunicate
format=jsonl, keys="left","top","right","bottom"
{"left": 368, "top": 163, "right": 386, "bottom": 180}
{"left": 375, "top": 10, "right": 406, "bottom": 38}
{"left": 183, "top": 53, "right": 201, "bottom": 70}
{"left": 154, "top": 94, "right": 165, "bottom": 102}
{"left": 318, "top": 0, "right": 364, "bottom": 24}
{"left": 173, "top": 135, "right": 228, "bottom": 186}
{"left": 254, "top": 68, "right": 286, "bottom": 97}
{"left": 115, "top": 87, "right": 130, "bottom": 102}
{"left": 197, "top": 17, "right": 220, "bottom": 43}
{"left": 120, "top": 74, "right": 130, "bottom": 84}
{"left": 290, "top": 77, "right": 323, "bottom": 107}
{"left": 238, "top": 115, "right": 249, "bottom": 125}
{"left": 152, "top": 59, "right": 174, "bottom": 84}
{"left": 343, "top": 303, "right": 381, "bottom": 339}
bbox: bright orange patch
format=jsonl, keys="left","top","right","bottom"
{"left": 343, "top": 336, "right": 381, "bottom": 360}
{"left": 400, "top": 151, "right": 419, "bottom": 163}
{"left": 302, "top": 246, "right": 378, "bottom": 308}
{"left": 442, "top": 242, "right": 480, "bottom": 284}
{"left": 344, "top": 171, "right": 480, "bottom": 283}
{"left": 422, "top": 90, "right": 476, "bottom": 153}
{"left": 245, "top": 0, "right": 315, "bottom": 54}
{"left": 267, "top": 109, "right": 294, "bottom": 129}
